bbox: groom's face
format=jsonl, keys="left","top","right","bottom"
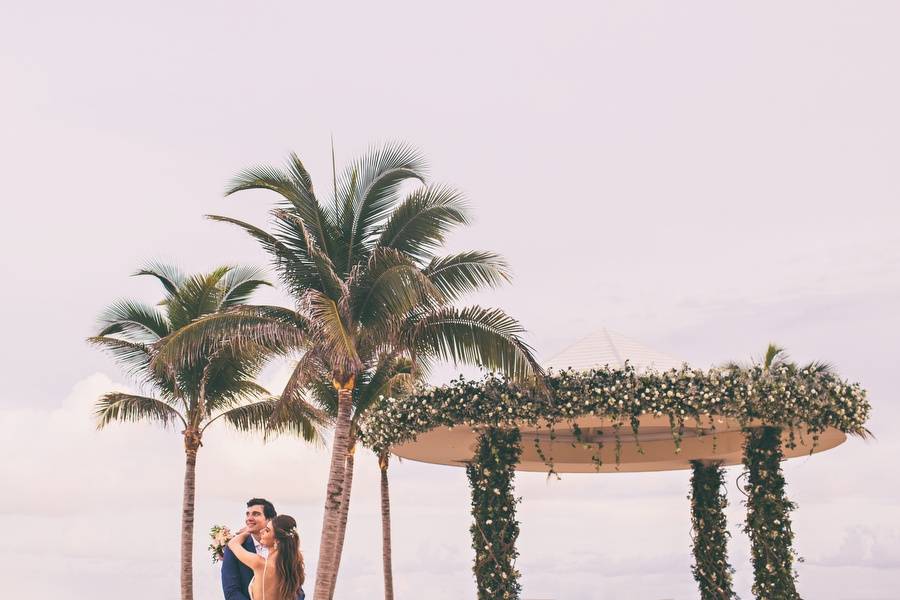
{"left": 245, "top": 505, "right": 267, "bottom": 534}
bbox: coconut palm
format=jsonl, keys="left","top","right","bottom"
{"left": 90, "top": 264, "right": 322, "bottom": 600}
{"left": 306, "top": 356, "right": 416, "bottom": 600}
{"left": 157, "top": 143, "right": 543, "bottom": 599}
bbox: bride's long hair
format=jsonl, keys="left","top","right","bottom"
{"left": 271, "top": 514, "right": 305, "bottom": 599}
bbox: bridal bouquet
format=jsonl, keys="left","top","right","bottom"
{"left": 208, "top": 525, "right": 233, "bottom": 564}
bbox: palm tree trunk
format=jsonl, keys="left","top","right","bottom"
{"left": 314, "top": 380, "right": 354, "bottom": 600}
{"left": 181, "top": 429, "right": 201, "bottom": 600}
{"left": 379, "top": 451, "right": 395, "bottom": 600}
{"left": 327, "top": 440, "right": 356, "bottom": 599}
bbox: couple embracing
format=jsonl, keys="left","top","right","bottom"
{"left": 222, "top": 498, "right": 306, "bottom": 600}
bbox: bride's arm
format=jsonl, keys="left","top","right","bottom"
{"left": 228, "top": 529, "right": 265, "bottom": 571}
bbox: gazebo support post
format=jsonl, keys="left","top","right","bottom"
{"left": 689, "top": 459, "right": 736, "bottom": 599}
{"left": 742, "top": 426, "right": 802, "bottom": 599}
{"left": 466, "top": 427, "right": 523, "bottom": 600}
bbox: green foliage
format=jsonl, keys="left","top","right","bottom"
{"left": 466, "top": 428, "right": 522, "bottom": 600}
{"left": 690, "top": 461, "right": 736, "bottom": 599}
{"left": 743, "top": 427, "right": 801, "bottom": 599}
{"left": 361, "top": 364, "right": 870, "bottom": 464}
{"left": 90, "top": 264, "right": 321, "bottom": 443}
{"left": 164, "top": 143, "right": 541, "bottom": 416}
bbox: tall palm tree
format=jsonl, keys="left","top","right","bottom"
{"left": 306, "top": 357, "right": 416, "bottom": 600}
{"left": 158, "top": 143, "right": 543, "bottom": 599}
{"left": 90, "top": 264, "right": 322, "bottom": 600}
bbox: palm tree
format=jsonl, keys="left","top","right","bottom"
{"left": 158, "top": 143, "right": 542, "bottom": 599}
{"left": 90, "top": 264, "right": 322, "bottom": 600}
{"left": 307, "top": 357, "right": 416, "bottom": 600}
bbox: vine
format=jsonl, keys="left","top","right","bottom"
{"left": 690, "top": 460, "right": 736, "bottom": 599}
{"left": 743, "top": 426, "right": 801, "bottom": 599}
{"left": 466, "top": 427, "right": 522, "bottom": 600}
{"left": 361, "top": 364, "right": 870, "bottom": 469}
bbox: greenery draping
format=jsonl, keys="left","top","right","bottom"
{"left": 743, "top": 426, "right": 801, "bottom": 599}
{"left": 467, "top": 428, "right": 523, "bottom": 600}
{"left": 360, "top": 363, "right": 868, "bottom": 600}
{"left": 361, "top": 364, "right": 870, "bottom": 463}
{"left": 690, "top": 460, "right": 736, "bottom": 599}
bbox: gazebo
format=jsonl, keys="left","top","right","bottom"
{"left": 362, "top": 330, "right": 870, "bottom": 599}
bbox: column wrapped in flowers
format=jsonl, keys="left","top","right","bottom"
{"left": 466, "top": 427, "right": 522, "bottom": 600}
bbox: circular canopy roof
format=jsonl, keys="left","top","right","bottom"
{"left": 393, "top": 415, "right": 847, "bottom": 473}
{"left": 391, "top": 329, "right": 849, "bottom": 472}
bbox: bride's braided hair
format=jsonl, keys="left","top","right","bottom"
{"left": 271, "top": 514, "right": 305, "bottom": 599}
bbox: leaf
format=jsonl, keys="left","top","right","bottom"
{"left": 404, "top": 306, "right": 542, "bottom": 380}
{"left": 208, "top": 398, "right": 325, "bottom": 444}
{"left": 351, "top": 248, "right": 444, "bottom": 326}
{"left": 377, "top": 184, "right": 469, "bottom": 263}
{"left": 337, "top": 142, "right": 428, "bottom": 267}
{"left": 226, "top": 157, "right": 339, "bottom": 261}
{"left": 219, "top": 265, "right": 272, "bottom": 308}
{"left": 424, "top": 251, "right": 511, "bottom": 301}
{"left": 95, "top": 392, "right": 185, "bottom": 430}
{"left": 154, "top": 305, "right": 309, "bottom": 370}
{"left": 97, "top": 300, "right": 170, "bottom": 341}
{"left": 133, "top": 262, "right": 185, "bottom": 296}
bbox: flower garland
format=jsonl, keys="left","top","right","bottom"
{"left": 689, "top": 461, "right": 736, "bottom": 599}
{"left": 358, "top": 363, "right": 867, "bottom": 600}
{"left": 360, "top": 364, "right": 869, "bottom": 464}
{"left": 466, "top": 427, "right": 522, "bottom": 600}
{"left": 743, "top": 426, "right": 801, "bottom": 599}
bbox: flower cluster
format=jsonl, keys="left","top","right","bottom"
{"left": 466, "top": 427, "right": 522, "bottom": 600}
{"left": 689, "top": 461, "right": 736, "bottom": 599}
{"left": 208, "top": 524, "right": 233, "bottom": 564}
{"left": 743, "top": 426, "right": 801, "bottom": 599}
{"left": 360, "top": 364, "right": 870, "bottom": 468}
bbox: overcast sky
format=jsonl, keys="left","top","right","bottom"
{"left": 2, "top": 2, "right": 899, "bottom": 599}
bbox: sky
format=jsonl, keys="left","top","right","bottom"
{"left": 1, "top": 1, "right": 899, "bottom": 598}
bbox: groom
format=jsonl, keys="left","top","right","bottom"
{"left": 221, "top": 497, "right": 305, "bottom": 600}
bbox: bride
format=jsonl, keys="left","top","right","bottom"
{"left": 228, "top": 514, "right": 306, "bottom": 600}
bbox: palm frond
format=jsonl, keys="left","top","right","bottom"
{"left": 802, "top": 360, "right": 834, "bottom": 374}
{"left": 351, "top": 248, "right": 444, "bottom": 326}
{"left": 154, "top": 305, "right": 309, "bottom": 369}
{"left": 763, "top": 343, "right": 789, "bottom": 370}
{"left": 133, "top": 262, "right": 185, "bottom": 296}
{"left": 88, "top": 335, "right": 155, "bottom": 377}
{"left": 304, "top": 290, "right": 362, "bottom": 374}
{"left": 424, "top": 251, "right": 511, "bottom": 301}
{"left": 279, "top": 349, "right": 327, "bottom": 409}
{"left": 226, "top": 157, "right": 339, "bottom": 259}
{"left": 338, "top": 142, "right": 427, "bottom": 266}
{"left": 165, "top": 266, "right": 231, "bottom": 327}
{"left": 355, "top": 359, "right": 416, "bottom": 421}
{"left": 377, "top": 184, "right": 469, "bottom": 263}
{"left": 405, "top": 306, "right": 542, "bottom": 380}
{"left": 207, "top": 215, "right": 302, "bottom": 266}
{"left": 95, "top": 392, "right": 185, "bottom": 429}
{"left": 207, "top": 398, "right": 324, "bottom": 444}
{"left": 97, "top": 300, "right": 170, "bottom": 341}
{"left": 273, "top": 209, "right": 345, "bottom": 299}
{"left": 220, "top": 265, "right": 272, "bottom": 308}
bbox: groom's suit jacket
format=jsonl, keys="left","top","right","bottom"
{"left": 221, "top": 535, "right": 306, "bottom": 600}
{"left": 221, "top": 535, "right": 255, "bottom": 600}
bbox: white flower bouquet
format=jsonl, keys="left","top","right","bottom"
{"left": 208, "top": 525, "right": 233, "bottom": 563}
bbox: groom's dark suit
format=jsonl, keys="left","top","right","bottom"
{"left": 221, "top": 535, "right": 255, "bottom": 600}
{"left": 221, "top": 536, "right": 305, "bottom": 600}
